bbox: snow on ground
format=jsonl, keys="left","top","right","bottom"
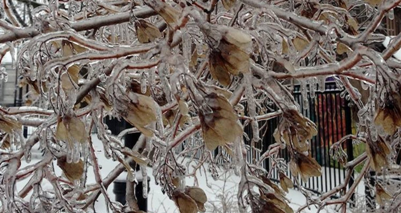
{"left": 17, "top": 135, "right": 338, "bottom": 213}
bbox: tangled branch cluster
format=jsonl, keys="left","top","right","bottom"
{"left": 1, "top": 0, "right": 401, "bottom": 212}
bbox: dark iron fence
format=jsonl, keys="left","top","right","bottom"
{"left": 245, "top": 82, "right": 354, "bottom": 199}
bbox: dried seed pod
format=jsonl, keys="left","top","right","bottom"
{"left": 122, "top": 93, "right": 157, "bottom": 137}
{"left": 57, "top": 156, "right": 84, "bottom": 182}
{"left": 376, "top": 183, "right": 391, "bottom": 206}
{"left": 374, "top": 92, "right": 401, "bottom": 135}
{"left": 55, "top": 115, "right": 87, "bottom": 146}
{"left": 279, "top": 172, "right": 293, "bottom": 193}
{"left": 222, "top": 0, "right": 236, "bottom": 10}
{"left": 260, "top": 175, "right": 285, "bottom": 196}
{"left": 274, "top": 109, "right": 317, "bottom": 152}
{"left": 172, "top": 190, "right": 198, "bottom": 213}
{"left": 0, "top": 114, "right": 22, "bottom": 134}
{"left": 290, "top": 152, "right": 321, "bottom": 182}
{"left": 185, "top": 186, "right": 207, "bottom": 204}
{"left": 367, "top": 137, "right": 390, "bottom": 171}
{"left": 135, "top": 20, "right": 162, "bottom": 43}
{"left": 208, "top": 27, "right": 252, "bottom": 86}
{"left": 199, "top": 93, "right": 242, "bottom": 150}
{"left": 262, "top": 193, "right": 293, "bottom": 213}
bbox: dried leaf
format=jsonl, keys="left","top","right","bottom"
{"left": 374, "top": 92, "right": 401, "bottom": 135}
{"left": 365, "top": 0, "right": 382, "bottom": 6}
{"left": 123, "top": 93, "right": 157, "bottom": 137}
{"left": 282, "top": 39, "right": 289, "bottom": 54}
{"left": 279, "top": 172, "right": 293, "bottom": 193}
{"left": 290, "top": 152, "right": 321, "bottom": 182}
{"left": 222, "top": 27, "right": 252, "bottom": 51}
{"left": 336, "top": 42, "right": 352, "bottom": 55}
{"left": 57, "top": 156, "right": 84, "bottom": 181}
{"left": 376, "top": 183, "right": 391, "bottom": 206}
{"left": 209, "top": 52, "right": 232, "bottom": 86}
{"left": 0, "top": 114, "right": 22, "bottom": 134}
{"left": 262, "top": 193, "right": 293, "bottom": 213}
{"left": 178, "top": 100, "right": 189, "bottom": 115}
{"left": 185, "top": 186, "right": 207, "bottom": 204}
{"left": 222, "top": 0, "right": 236, "bottom": 10}
{"left": 172, "top": 191, "right": 198, "bottom": 213}
{"left": 293, "top": 37, "right": 309, "bottom": 51}
{"left": 199, "top": 93, "right": 243, "bottom": 150}
{"left": 55, "top": 116, "right": 87, "bottom": 145}
{"left": 274, "top": 109, "right": 317, "bottom": 152}
{"left": 260, "top": 175, "right": 285, "bottom": 196}
{"left": 0, "top": 133, "right": 10, "bottom": 149}
{"left": 120, "top": 148, "right": 149, "bottom": 166}
{"left": 135, "top": 20, "right": 162, "bottom": 43}
{"left": 367, "top": 138, "right": 390, "bottom": 171}
{"left": 157, "top": 4, "right": 180, "bottom": 28}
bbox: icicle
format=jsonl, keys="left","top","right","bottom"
{"left": 24, "top": 148, "right": 31, "bottom": 163}
{"left": 310, "top": 78, "right": 317, "bottom": 99}
{"left": 301, "top": 80, "right": 309, "bottom": 111}
{"left": 67, "top": 144, "right": 74, "bottom": 163}
{"left": 72, "top": 142, "right": 81, "bottom": 163}
{"left": 318, "top": 76, "right": 326, "bottom": 92}
{"left": 182, "top": 29, "right": 191, "bottom": 64}
{"left": 140, "top": 72, "right": 147, "bottom": 94}
{"left": 141, "top": 165, "right": 148, "bottom": 199}
{"left": 388, "top": 9, "right": 394, "bottom": 20}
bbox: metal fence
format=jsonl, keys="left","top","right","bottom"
{"left": 245, "top": 82, "right": 354, "bottom": 198}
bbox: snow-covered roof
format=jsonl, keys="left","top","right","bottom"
{"left": 383, "top": 36, "right": 401, "bottom": 60}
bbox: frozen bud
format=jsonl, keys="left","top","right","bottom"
{"left": 366, "top": 137, "right": 390, "bottom": 172}
{"left": 57, "top": 156, "right": 84, "bottom": 182}
{"left": 185, "top": 186, "right": 207, "bottom": 212}
{"left": 172, "top": 190, "right": 198, "bottom": 213}
{"left": 198, "top": 93, "right": 243, "bottom": 150}
{"left": 135, "top": 20, "right": 162, "bottom": 43}
{"left": 279, "top": 172, "right": 293, "bottom": 193}
{"left": 55, "top": 115, "right": 87, "bottom": 146}
{"left": 0, "top": 113, "right": 22, "bottom": 134}
{"left": 290, "top": 152, "right": 321, "bottom": 182}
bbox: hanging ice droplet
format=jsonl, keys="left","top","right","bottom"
{"left": 388, "top": 9, "right": 394, "bottom": 20}
{"left": 67, "top": 144, "right": 74, "bottom": 163}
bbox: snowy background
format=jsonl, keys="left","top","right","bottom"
{"left": 12, "top": 134, "right": 368, "bottom": 212}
